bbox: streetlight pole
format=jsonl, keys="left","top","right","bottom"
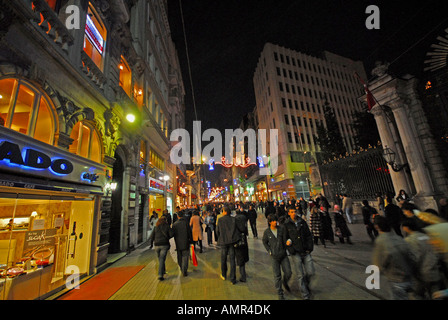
{"left": 162, "top": 175, "right": 170, "bottom": 210}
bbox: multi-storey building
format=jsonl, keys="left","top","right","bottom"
{"left": 0, "top": 0, "right": 184, "bottom": 299}
{"left": 253, "top": 43, "right": 367, "bottom": 200}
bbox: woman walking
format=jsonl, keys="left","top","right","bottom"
{"left": 310, "top": 207, "right": 326, "bottom": 247}
{"left": 190, "top": 210, "right": 204, "bottom": 253}
{"left": 149, "top": 216, "right": 174, "bottom": 280}
{"left": 333, "top": 205, "right": 353, "bottom": 244}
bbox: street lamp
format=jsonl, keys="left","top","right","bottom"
{"left": 382, "top": 146, "right": 408, "bottom": 172}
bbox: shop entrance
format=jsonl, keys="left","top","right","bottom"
{"left": 109, "top": 153, "right": 124, "bottom": 253}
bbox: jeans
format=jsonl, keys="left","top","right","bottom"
{"left": 155, "top": 245, "right": 170, "bottom": 278}
{"left": 176, "top": 249, "right": 190, "bottom": 276}
{"left": 207, "top": 227, "right": 214, "bottom": 245}
{"left": 271, "top": 256, "right": 292, "bottom": 296}
{"left": 289, "top": 253, "right": 315, "bottom": 299}
{"left": 345, "top": 208, "right": 353, "bottom": 223}
{"left": 220, "top": 244, "right": 236, "bottom": 283}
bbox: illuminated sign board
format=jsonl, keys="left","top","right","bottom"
{"left": 0, "top": 130, "right": 105, "bottom": 188}
{"left": 85, "top": 14, "right": 104, "bottom": 55}
{"left": 0, "top": 141, "right": 73, "bottom": 175}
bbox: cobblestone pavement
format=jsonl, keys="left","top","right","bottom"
{"left": 90, "top": 210, "right": 391, "bottom": 301}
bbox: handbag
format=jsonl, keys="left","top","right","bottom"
{"left": 190, "top": 244, "right": 198, "bottom": 267}
{"left": 334, "top": 227, "right": 342, "bottom": 238}
{"left": 234, "top": 233, "right": 246, "bottom": 248}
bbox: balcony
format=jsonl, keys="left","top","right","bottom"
{"left": 80, "top": 51, "right": 106, "bottom": 91}
{"left": 27, "top": 0, "right": 74, "bottom": 53}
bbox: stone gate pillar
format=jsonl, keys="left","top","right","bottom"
{"left": 370, "top": 105, "right": 411, "bottom": 194}
{"left": 364, "top": 62, "right": 448, "bottom": 210}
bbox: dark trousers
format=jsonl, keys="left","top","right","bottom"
{"left": 249, "top": 220, "right": 258, "bottom": 237}
{"left": 313, "top": 236, "right": 325, "bottom": 246}
{"left": 176, "top": 248, "right": 189, "bottom": 276}
{"left": 366, "top": 223, "right": 378, "bottom": 241}
{"left": 220, "top": 244, "right": 236, "bottom": 283}
{"left": 207, "top": 227, "right": 214, "bottom": 245}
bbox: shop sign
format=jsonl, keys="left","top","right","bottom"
{"left": 0, "top": 141, "right": 73, "bottom": 175}
{"left": 0, "top": 131, "right": 105, "bottom": 187}
{"left": 149, "top": 177, "right": 165, "bottom": 192}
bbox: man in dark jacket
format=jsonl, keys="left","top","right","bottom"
{"left": 247, "top": 204, "right": 258, "bottom": 238}
{"left": 172, "top": 211, "right": 192, "bottom": 276}
{"left": 235, "top": 208, "right": 249, "bottom": 282}
{"left": 263, "top": 214, "right": 292, "bottom": 300}
{"left": 216, "top": 205, "right": 239, "bottom": 284}
{"left": 283, "top": 205, "right": 315, "bottom": 300}
{"left": 384, "top": 197, "right": 404, "bottom": 237}
{"left": 362, "top": 200, "right": 379, "bottom": 243}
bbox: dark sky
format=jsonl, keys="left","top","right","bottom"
{"left": 167, "top": 0, "right": 448, "bottom": 135}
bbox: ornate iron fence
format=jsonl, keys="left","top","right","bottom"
{"left": 319, "top": 145, "right": 394, "bottom": 202}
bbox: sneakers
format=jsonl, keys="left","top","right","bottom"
{"left": 220, "top": 274, "right": 226, "bottom": 281}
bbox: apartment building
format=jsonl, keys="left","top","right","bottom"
{"left": 253, "top": 43, "right": 367, "bottom": 200}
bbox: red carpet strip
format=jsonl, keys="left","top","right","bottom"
{"left": 58, "top": 265, "right": 144, "bottom": 300}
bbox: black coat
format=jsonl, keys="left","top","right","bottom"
{"left": 216, "top": 214, "right": 240, "bottom": 246}
{"left": 247, "top": 209, "right": 257, "bottom": 223}
{"left": 283, "top": 217, "right": 314, "bottom": 256}
{"left": 172, "top": 217, "right": 192, "bottom": 251}
{"left": 150, "top": 223, "right": 174, "bottom": 247}
{"left": 235, "top": 212, "right": 249, "bottom": 265}
{"left": 262, "top": 225, "right": 288, "bottom": 261}
{"left": 385, "top": 203, "right": 404, "bottom": 226}
{"left": 333, "top": 211, "right": 352, "bottom": 237}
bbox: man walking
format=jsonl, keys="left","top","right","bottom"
{"left": 172, "top": 210, "right": 193, "bottom": 276}
{"left": 283, "top": 206, "right": 315, "bottom": 300}
{"left": 216, "top": 205, "right": 240, "bottom": 284}
{"left": 372, "top": 215, "right": 417, "bottom": 299}
{"left": 247, "top": 204, "right": 258, "bottom": 238}
{"left": 262, "top": 214, "right": 292, "bottom": 300}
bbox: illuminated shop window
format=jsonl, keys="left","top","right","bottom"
{"left": 69, "top": 121, "right": 102, "bottom": 163}
{"left": 83, "top": 3, "right": 107, "bottom": 71}
{"left": 0, "top": 78, "right": 56, "bottom": 144}
{"left": 119, "top": 56, "right": 132, "bottom": 97}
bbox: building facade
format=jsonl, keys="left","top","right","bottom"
{"left": 0, "top": 0, "right": 184, "bottom": 300}
{"left": 253, "top": 43, "right": 367, "bottom": 200}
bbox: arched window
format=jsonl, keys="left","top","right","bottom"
{"left": 69, "top": 121, "right": 102, "bottom": 163}
{"left": 0, "top": 78, "right": 56, "bottom": 144}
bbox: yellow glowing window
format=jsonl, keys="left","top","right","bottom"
{"left": 119, "top": 56, "right": 132, "bottom": 97}
{"left": 0, "top": 78, "right": 56, "bottom": 144}
{"left": 69, "top": 121, "right": 102, "bottom": 163}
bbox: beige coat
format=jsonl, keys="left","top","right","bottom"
{"left": 190, "top": 215, "right": 203, "bottom": 241}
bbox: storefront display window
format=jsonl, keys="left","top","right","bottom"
{"left": 0, "top": 78, "right": 56, "bottom": 145}
{"left": 0, "top": 194, "right": 95, "bottom": 300}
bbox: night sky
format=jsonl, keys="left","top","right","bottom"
{"left": 167, "top": 0, "right": 448, "bottom": 136}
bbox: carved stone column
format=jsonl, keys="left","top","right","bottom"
{"left": 370, "top": 105, "right": 410, "bottom": 193}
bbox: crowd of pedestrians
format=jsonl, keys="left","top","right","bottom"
{"left": 147, "top": 190, "right": 448, "bottom": 300}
